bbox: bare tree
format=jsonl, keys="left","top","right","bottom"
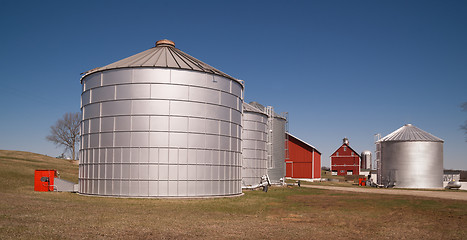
{"left": 462, "top": 102, "right": 467, "bottom": 141}
{"left": 46, "top": 112, "right": 81, "bottom": 160}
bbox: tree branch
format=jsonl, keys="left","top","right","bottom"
{"left": 46, "top": 112, "right": 81, "bottom": 160}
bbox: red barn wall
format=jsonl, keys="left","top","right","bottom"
{"left": 286, "top": 162, "right": 293, "bottom": 177}
{"left": 313, "top": 151, "right": 321, "bottom": 178}
{"left": 330, "top": 144, "right": 360, "bottom": 176}
{"left": 286, "top": 136, "right": 321, "bottom": 179}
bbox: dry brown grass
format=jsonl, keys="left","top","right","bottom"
{"left": 1, "top": 150, "right": 466, "bottom": 239}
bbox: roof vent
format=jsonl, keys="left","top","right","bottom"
{"left": 156, "top": 39, "right": 175, "bottom": 47}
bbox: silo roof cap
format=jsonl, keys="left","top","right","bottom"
{"left": 378, "top": 124, "right": 444, "bottom": 142}
{"left": 81, "top": 39, "right": 241, "bottom": 84}
{"left": 155, "top": 39, "right": 175, "bottom": 47}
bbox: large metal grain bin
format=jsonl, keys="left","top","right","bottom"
{"left": 241, "top": 102, "right": 268, "bottom": 187}
{"left": 79, "top": 40, "right": 244, "bottom": 197}
{"left": 377, "top": 124, "right": 444, "bottom": 189}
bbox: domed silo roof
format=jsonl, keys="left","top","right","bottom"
{"left": 243, "top": 102, "right": 264, "bottom": 113}
{"left": 249, "top": 101, "right": 285, "bottom": 120}
{"left": 249, "top": 102, "right": 266, "bottom": 112}
{"left": 81, "top": 39, "right": 239, "bottom": 83}
{"left": 378, "top": 124, "right": 443, "bottom": 142}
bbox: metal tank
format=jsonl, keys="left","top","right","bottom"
{"left": 377, "top": 124, "right": 444, "bottom": 189}
{"left": 360, "top": 151, "right": 372, "bottom": 170}
{"left": 241, "top": 102, "right": 268, "bottom": 187}
{"left": 248, "top": 102, "right": 287, "bottom": 184}
{"left": 79, "top": 40, "right": 244, "bottom": 197}
{"left": 267, "top": 107, "right": 287, "bottom": 184}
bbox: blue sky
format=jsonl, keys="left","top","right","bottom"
{"left": 1, "top": 1, "right": 466, "bottom": 169}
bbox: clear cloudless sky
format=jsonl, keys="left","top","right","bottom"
{"left": 1, "top": 0, "right": 466, "bottom": 169}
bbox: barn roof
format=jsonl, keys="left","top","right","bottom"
{"left": 330, "top": 143, "right": 361, "bottom": 158}
{"left": 286, "top": 132, "right": 321, "bottom": 154}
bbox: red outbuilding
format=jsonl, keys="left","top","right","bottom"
{"left": 34, "top": 170, "right": 57, "bottom": 192}
{"left": 285, "top": 133, "right": 321, "bottom": 180}
{"left": 330, "top": 138, "right": 361, "bottom": 176}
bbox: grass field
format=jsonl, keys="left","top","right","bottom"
{"left": 1, "top": 150, "right": 466, "bottom": 239}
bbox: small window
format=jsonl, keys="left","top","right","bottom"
{"left": 351, "top": 152, "right": 354, "bottom": 156}
{"left": 340, "top": 170, "right": 345, "bottom": 173}
{"left": 336, "top": 152, "right": 339, "bottom": 156}
{"left": 344, "top": 146, "right": 347, "bottom": 151}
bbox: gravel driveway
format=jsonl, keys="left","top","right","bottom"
{"left": 302, "top": 185, "right": 467, "bottom": 201}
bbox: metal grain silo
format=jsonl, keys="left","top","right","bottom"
{"left": 241, "top": 102, "right": 268, "bottom": 187}
{"left": 360, "top": 151, "right": 372, "bottom": 170}
{"left": 377, "top": 124, "right": 444, "bottom": 189}
{"left": 268, "top": 115, "right": 286, "bottom": 184}
{"left": 267, "top": 107, "right": 287, "bottom": 185}
{"left": 79, "top": 40, "right": 244, "bottom": 197}
{"left": 248, "top": 102, "right": 287, "bottom": 184}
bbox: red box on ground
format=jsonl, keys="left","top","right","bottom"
{"left": 34, "top": 170, "right": 57, "bottom": 192}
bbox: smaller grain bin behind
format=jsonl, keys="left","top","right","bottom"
{"left": 241, "top": 102, "right": 268, "bottom": 187}
{"left": 249, "top": 102, "right": 287, "bottom": 185}
{"left": 378, "top": 124, "right": 444, "bottom": 189}
{"left": 267, "top": 109, "right": 287, "bottom": 184}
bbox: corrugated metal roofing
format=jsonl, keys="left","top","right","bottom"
{"left": 249, "top": 102, "right": 266, "bottom": 112}
{"left": 243, "top": 102, "right": 266, "bottom": 114}
{"left": 378, "top": 124, "right": 444, "bottom": 142}
{"left": 248, "top": 101, "right": 286, "bottom": 120}
{"left": 81, "top": 39, "right": 239, "bottom": 82}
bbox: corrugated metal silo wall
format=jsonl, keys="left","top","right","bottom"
{"left": 361, "top": 152, "right": 372, "bottom": 169}
{"left": 241, "top": 111, "right": 268, "bottom": 187}
{"left": 381, "top": 141, "right": 443, "bottom": 189}
{"left": 267, "top": 117, "right": 286, "bottom": 184}
{"left": 79, "top": 68, "right": 243, "bottom": 197}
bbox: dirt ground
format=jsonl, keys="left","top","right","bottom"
{"left": 303, "top": 185, "right": 467, "bottom": 201}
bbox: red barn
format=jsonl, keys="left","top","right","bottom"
{"left": 285, "top": 133, "right": 321, "bottom": 180}
{"left": 330, "top": 138, "right": 361, "bottom": 176}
